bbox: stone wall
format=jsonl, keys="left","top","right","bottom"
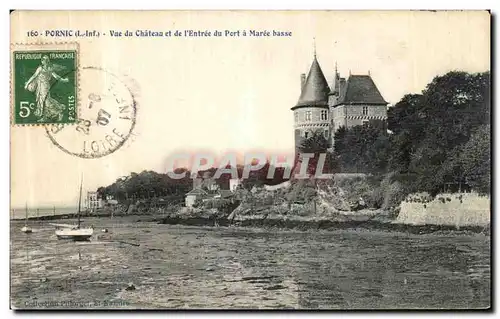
{"left": 395, "top": 192, "right": 490, "bottom": 227}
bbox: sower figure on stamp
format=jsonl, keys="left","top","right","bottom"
{"left": 24, "top": 55, "right": 69, "bottom": 122}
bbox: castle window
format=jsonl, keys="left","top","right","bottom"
{"left": 304, "top": 131, "right": 309, "bottom": 139}
{"left": 324, "top": 129, "right": 329, "bottom": 138}
{"left": 305, "top": 111, "right": 312, "bottom": 121}
{"left": 362, "top": 106, "right": 368, "bottom": 116}
{"left": 362, "top": 119, "right": 369, "bottom": 126}
{"left": 321, "top": 110, "right": 328, "bottom": 121}
{"left": 294, "top": 112, "right": 298, "bottom": 122}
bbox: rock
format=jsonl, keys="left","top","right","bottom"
{"left": 125, "top": 283, "right": 136, "bottom": 291}
{"left": 264, "top": 284, "right": 285, "bottom": 291}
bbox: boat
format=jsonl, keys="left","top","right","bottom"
{"left": 101, "top": 206, "right": 114, "bottom": 233}
{"left": 54, "top": 177, "right": 93, "bottom": 241}
{"left": 55, "top": 227, "right": 93, "bottom": 241}
{"left": 21, "top": 203, "right": 32, "bottom": 233}
{"left": 20, "top": 226, "right": 32, "bottom": 233}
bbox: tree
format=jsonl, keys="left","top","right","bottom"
{"left": 333, "top": 121, "right": 389, "bottom": 174}
{"left": 387, "top": 94, "right": 426, "bottom": 138}
{"left": 385, "top": 71, "right": 490, "bottom": 194}
{"left": 298, "top": 129, "right": 336, "bottom": 176}
{"left": 460, "top": 124, "right": 491, "bottom": 194}
{"left": 96, "top": 169, "right": 193, "bottom": 202}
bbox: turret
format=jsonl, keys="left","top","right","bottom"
{"left": 291, "top": 54, "right": 332, "bottom": 155}
{"left": 328, "top": 62, "right": 341, "bottom": 105}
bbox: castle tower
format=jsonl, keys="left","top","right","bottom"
{"left": 291, "top": 54, "right": 331, "bottom": 155}
{"left": 291, "top": 50, "right": 389, "bottom": 159}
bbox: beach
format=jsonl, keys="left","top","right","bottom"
{"left": 10, "top": 216, "right": 490, "bottom": 309}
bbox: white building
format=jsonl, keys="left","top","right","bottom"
{"left": 86, "top": 191, "right": 103, "bottom": 210}
{"left": 229, "top": 178, "right": 242, "bottom": 192}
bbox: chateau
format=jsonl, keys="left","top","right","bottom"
{"left": 291, "top": 54, "right": 388, "bottom": 151}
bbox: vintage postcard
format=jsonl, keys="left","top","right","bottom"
{"left": 10, "top": 10, "right": 491, "bottom": 310}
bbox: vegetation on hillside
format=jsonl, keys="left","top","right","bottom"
{"left": 97, "top": 71, "right": 490, "bottom": 210}
{"left": 333, "top": 71, "right": 490, "bottom": 196}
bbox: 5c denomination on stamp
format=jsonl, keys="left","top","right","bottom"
{"left": 46, "top": 66, "right": 137, "bottom": 159}
{"left": 11, "top": 43, "right": 79, "bottom": 125}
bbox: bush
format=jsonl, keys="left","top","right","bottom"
{"left": 264, "top": 194, "right": 274, "bottom": 206}
{"left": 193, "top": 198, "right": 203, "bottom": 208}
{"left": 285, "top": 179, "right": 317, "bottom": 203}
{"left": 335, "top": 176, "right": 378, "bottom": 208}
{"left": 203, "top": 198, "right": 233, "bottom": 210}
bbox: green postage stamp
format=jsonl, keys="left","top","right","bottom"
{"left": 11, "top": 43, "right": 79, "bottom": 125}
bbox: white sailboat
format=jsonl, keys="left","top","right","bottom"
{"left": 53, "top": 177, "right": 93, "bottom": 241}
{"left": 21, "top": 203, "right": 32, "bottom": 233}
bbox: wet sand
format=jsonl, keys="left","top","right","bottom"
{"left": 10, "top": 216, "right": 491, "bottom": 309}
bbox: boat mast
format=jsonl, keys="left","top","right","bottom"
{"left": 25, "top": 203, "right": 28, "bottom": 226}
{"left": 77, "top": 177, "right": 83, "bottom": 229}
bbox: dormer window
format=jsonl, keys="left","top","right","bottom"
{"left": 321, "top": 110, "right": 328, "bottom": 121}
{"left": 362, "top": 106, "right": 368, "bottom": 116}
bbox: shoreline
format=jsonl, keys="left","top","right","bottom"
{"left": 10, "top": 211, "right": 135, "bottom": 222}
{"left": 155, "top": 215, "right": 489, "bottom": 235}
{"left": 11, "top": 210, "right": 490, "bottom": 236}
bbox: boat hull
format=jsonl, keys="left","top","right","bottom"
{"left": 56, "top": 234, "right": 92, "bottom": 241}
{"left": 55, "top": 228, "right": 93, "bottom": 241}
{"left": 21, "top": 226, "right": 32, "bottom": 233}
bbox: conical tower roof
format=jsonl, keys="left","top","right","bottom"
{"left": 294, "top": 56, "right": 330, "bottom": 109}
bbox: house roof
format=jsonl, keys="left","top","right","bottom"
{"left": 186, "top": 187, "right": 234, "bottom": 199}
{"left": 218, "top": 190, "right": 233, "bottom": 198}
{"left": 186, "top": 188, "right": 208, "bottom": 196}
{"left": 335, "top": 75, "right": 388, "bottom": 106}
{"left": 292, "top": 56, "right": 330, "bottom": 109}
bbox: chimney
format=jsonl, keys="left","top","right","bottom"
{"left": 193, "top": 177, "right": 202, "bottom": 190}
{"left": 300, "top": 73, "right": 306, "bottom": 90}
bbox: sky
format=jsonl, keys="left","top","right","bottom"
{"left": 10, "top": 10, "right": 490, "bottom": 207}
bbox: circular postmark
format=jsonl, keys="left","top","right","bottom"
{"left": 45, "top": 66, "right": 137, "bottom": 159}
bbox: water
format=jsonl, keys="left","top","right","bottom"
{"left": 11, "top": 206, "right": 78, "bottom": 220}
{"left": 10, "top": 217, "right": 491, "bottom": 309}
